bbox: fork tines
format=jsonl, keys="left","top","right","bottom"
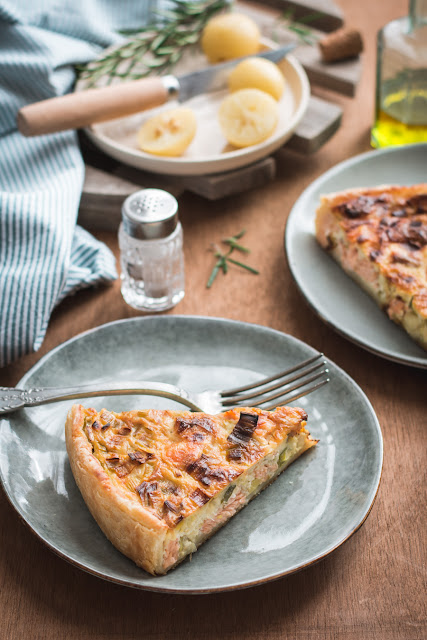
{"left": 221, "top": 353, "right": 329, "bottom": 410}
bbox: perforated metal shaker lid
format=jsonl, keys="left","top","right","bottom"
{"left": 121, "top": 189, "right": 178, "bottom": 240}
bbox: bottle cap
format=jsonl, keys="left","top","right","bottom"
{"left": 121, "top": 189, "right": 178, "bottom": 240}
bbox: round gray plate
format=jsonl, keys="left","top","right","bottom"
{"left": 285, "top": 143, "right": 427, "bottom": 369}
{"left": 0, "top": 316, "right": 382, "bottom": 593}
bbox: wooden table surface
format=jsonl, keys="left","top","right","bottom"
{"left": 1, "top": 1, "right": 426, "bottom": 639}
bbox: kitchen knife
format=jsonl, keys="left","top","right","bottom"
{"left": 17, "top": 44, "right": 296, "bottom": 137}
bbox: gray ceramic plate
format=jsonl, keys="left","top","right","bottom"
{"left": 0, "top": 316, "right": 382, "bottom": 593}
{"left": 285, "top": 143, "right": 427, "bottom": 369}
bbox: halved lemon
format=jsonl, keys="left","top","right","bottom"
{"left": 218, "top": 88, "right": 279, "bottom": 148}
{"left": 138, "top": 107, "right": 197, "bottom": 157}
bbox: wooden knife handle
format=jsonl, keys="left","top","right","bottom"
{"left": 17, "top": 76, "right": 177, "bottom": 137}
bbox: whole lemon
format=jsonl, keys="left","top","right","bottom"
{"left": 201, "top": 13, "right": 261, "bottom": 63}
{"left": 227, "top": 57, "right": 286, "bottom": 101}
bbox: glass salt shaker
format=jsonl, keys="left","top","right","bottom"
{"left": 118, "top": 188, "right": 185, "bottom": 312}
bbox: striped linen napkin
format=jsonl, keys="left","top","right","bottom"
{"left": 0, "top": 1, "right": 157, "bottom": 367}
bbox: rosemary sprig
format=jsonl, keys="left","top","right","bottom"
{"left": 274, "top": 10, "right": 323, "bottom": 46}
{"left": 207, "top": 230, "right": 259, "bottom": 289}
{"left": 77, "top": 0, "right": 230, "bottom": 87}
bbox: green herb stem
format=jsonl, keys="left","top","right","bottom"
{"left": 206, "top": 263, "right": 221, "bottom": 288}
{"left": 226, "top": 258, "right": 259, "bottom": 274}
{"left": 223, "top": 239, "right": 250, "bottom": 253}
{"left": 276, "top": 9, "right": 322, "bottom": 46}
{"left": 206, "top": 230, "right": 259, "bottom": 288}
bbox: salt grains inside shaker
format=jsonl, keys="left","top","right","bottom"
{"left": 118, "top": 189, "right": 185, "bottom": 312}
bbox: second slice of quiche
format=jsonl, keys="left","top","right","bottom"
{"left": 66, "top": 404, "right": 316, "bottom": 575}
{"left": 315, "top": 183, "right": 427, "bottom": 349}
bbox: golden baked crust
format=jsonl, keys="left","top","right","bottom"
{"left": 315, "top": 184, "right": 427, "bottom": 349}
{"left": 65, "top": 404, "right": 316, "bottom": 575}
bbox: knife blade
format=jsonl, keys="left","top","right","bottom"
{"left": 17, "top": 44, "right": 296, "bottom": 137}
{"left": 173, "top": 43, "right": 296, "bottom": 102}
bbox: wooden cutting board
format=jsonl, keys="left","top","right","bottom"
{"left": 79, "top": 0, "right": 361, "bottom": 229}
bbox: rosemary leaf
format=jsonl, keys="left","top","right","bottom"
{"left": 223, "top": 229, "right": 250, "bottom": 252}
{"left": 276, "top": 8, "right": 322, "bottom": 46}
{"left": 119, "top": 48, "right": 138, "bottom": 59}
{"left": 223, "top": 239, "right": 250, "bottom": 253}
{"left": 145, "top": 57, "right": 170, "bottom": 68}
{"left": 287, "top": 25, "right": 317, "bottom": 45}
{"left": 227, "top": 258, "right": 259, "bottom": 274}
{"left": 181, "top": 33, "right": 200, "bottom": 44}
{"left": 232, "top": 229, "right": 246, "bottom": 240}
{"left": 156, "top": 46, "right": 178, "bottom": 55}
{"left": 150, "top": 34, "right": 168, "bottom": 51}
{"left": 207, "top": 263, "right": 221, "bottom": 288}
{"left": 169, "top": 51, "right": 182, "bottom": 64}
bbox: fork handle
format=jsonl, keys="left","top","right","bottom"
{"left": 0, "top": 382, "right": 201, "bottom": 415}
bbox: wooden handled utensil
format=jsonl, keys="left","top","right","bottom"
{"left": 17, "top": 77, "right": 175, "bottom": 137}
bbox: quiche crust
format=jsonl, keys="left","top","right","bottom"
{"left": 315, "top": 184, "right": 427, "bottom": 350}
{"left": 65, "top": 404, "right": 316, "bottom": 575}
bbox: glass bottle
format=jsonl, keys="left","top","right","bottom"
{"left": 371, "top": 0, "right": 427, "bottom": 147}
{"left": 118, "top": 189, "right": 185, "bottom": 312}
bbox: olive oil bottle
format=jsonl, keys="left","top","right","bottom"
{"left": 371, "top": 0, "right": 427, "bottom": 147}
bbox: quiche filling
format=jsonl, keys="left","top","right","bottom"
{"left": 67, "top": 404, "right": 316, "bottom": 575}
{"left": 315, "top": 185, "right": 427, "bottom": 349}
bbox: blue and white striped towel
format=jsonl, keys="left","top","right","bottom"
{"left": 0, "top": 1, "right": 157, "bottom": 367}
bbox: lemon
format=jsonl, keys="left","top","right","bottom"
{"left": 227, "top": 57, "right": 286, "bottom": 101}
{"left": 201, "top": 13, "right": 260, "bottom": 63}
{"left": 218, "top": 88, "right": 279, "bottom": 148}
{"left": 137, "top": 107, "right": 197, "bottom": 157}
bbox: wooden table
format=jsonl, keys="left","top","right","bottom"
{"left": 1, "top": 1, "right": 425, "bottom": 638}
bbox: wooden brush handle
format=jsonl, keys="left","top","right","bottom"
{"left": 17, "top": 76, "right": 179, "bottom": 136}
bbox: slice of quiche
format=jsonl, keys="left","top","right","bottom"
{"left": 65, "top": 404, "right": 316, "bottom": 575}
{"left": 315, "top": 184, "right": 427, "bottom": 350}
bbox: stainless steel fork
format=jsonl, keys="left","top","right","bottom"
{"left": 0, "top": 353, "right": 329, "bottom": 415}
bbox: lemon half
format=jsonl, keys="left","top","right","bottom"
{"left": 218, "top": 88, "right": 279, "bottom": 148}
{"left": 138, "top": 107, "right": 197, "bottom": 157}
